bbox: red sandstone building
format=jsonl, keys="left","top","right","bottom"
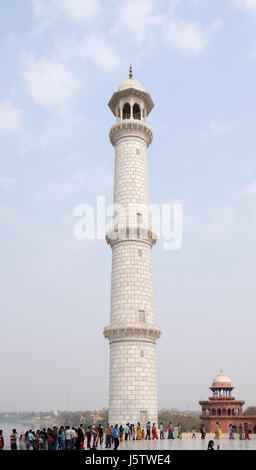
{"left": 199, "top": 372, "right": 256, "bottom": 434}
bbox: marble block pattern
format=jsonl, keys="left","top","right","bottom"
{"left": 104, "top": 70, "right": 161, "bottom": 430}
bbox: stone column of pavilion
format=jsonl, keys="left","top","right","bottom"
{"left": 104, "top": 67, "right": 161, "bottom": 429}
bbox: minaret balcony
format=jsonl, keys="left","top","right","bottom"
{"left": 109, "top": 119, "right": 153, "bottom": 146}
{"left": 103, "top": 324, "right": 162, "bottom": 343}
{"left": 106, "top": 226, "right": 157, "bottom": 247}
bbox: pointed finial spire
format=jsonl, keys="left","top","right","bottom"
{"left": 129, "top": 64, "right": 133, "bottom": 79}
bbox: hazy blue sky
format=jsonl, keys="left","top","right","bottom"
{"left": 1, "top": 0, "right": 256, "bottom": 412}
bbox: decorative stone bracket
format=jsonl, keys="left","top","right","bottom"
{"left": 103, "top": 324, "right": 162, "bottom": 343}
{"left": 109, "top": 120, "right": 153, "bottom": 147}
{"left": 106, "top": 226, "right": 157, "bottom": 247}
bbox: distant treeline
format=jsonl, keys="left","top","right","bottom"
{"left": 1, "top": 407, "right": 254, "bottom": 431}
{"left": 243, "top": 407, "right": 256, "bottom": 416}
{"left": 158, "top": 410, "right": 201, "bottom": 432}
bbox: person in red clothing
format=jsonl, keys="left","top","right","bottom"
{"left": 86, "top": 426, "right": 92, "bottom": 449}
{"left": 0, "top": 430, "right": 4, "bottom": 450}
{"left": 152, "top": 423, "right": 158, "bottom": 440}
{"left": 119, "top": 425, "right": 124, "bottom": 442}
{"left": 95, "top": 428, "right": 99, "bottom": 448}
{"left": 10, "top": 429, "right": 18, "bottom": 450}
{"left": 92, "top": 426, "right": 98, "bottom": 448}
{"left": 77, "top": 425, "right": 85, "bottom": 450}
{"left": 244, "top": 423, "right": 250, "bottom": 440}
{"left": 47, "top": 428, "right": 54, "bottom": 450}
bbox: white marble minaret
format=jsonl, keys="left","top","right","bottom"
{"left": 104, "top": 67, "right": 161, "bottom": 429}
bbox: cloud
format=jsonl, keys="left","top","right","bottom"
{"left": 115, "top": 0, "right": 223, "bottom": 55}
{"left": 162, "top": 18, "right": 223, "bottom": 55}
{"left": 0, "top": 102, "right": 35, "bottom": 156}
{"left": 248, "top": 41, "right": 256, "bottom": 60}
{"left": 32, "top": 0, "right": 101, "bottom": 24}
{"left": 37, "top": 114, "right": 84, "bottom": 149}
{"left": 34, "top": 164, "right": 112, "bottom": 201}
{"left": 55, "top": 33, "right": 120, "bottom": 71}
{"left": 77, "top": 33, "right": 120, "bottom": 70}
{"left": 116, "top": 0, "right": 160, "bottom": 42}
{"left": 232, "top": 0, "right": 256, "bottom": 16}
{"left": 22, "top": 55, "right": 81, "bottom": 115}
{"left": 239, "top": 155, "right": 256, "bottom": 175}
{"left": 200, "top": 120, "right": 233, "bottom": 137}
{"left": 239, "top": 180, "right": 256, "bottom": 199}
{"left": 4, "top": 33, "right": 17, "bottom": 48}
{"left": 0, "top": 177, "right": 17, "bottom": 189}
{"left": 247, "top": 211, "right": 256, "bottom": 231}
{"left": 0, "top": 101, "right": 25, "bottom": 135}
{"left": 187, "top": 0, "right": 207, "bottom": 5}
{"left": 209, "top": 205, "right": 235, "bottom": 239}
{"left": 34, "top": 173, "right": 87, "bottom": 201}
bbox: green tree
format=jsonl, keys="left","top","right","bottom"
{"left": 158, "top": 410, "right": 201, "bottom": 432}
{"left": 243, "top": 406, "right": 256, "bottom": 415}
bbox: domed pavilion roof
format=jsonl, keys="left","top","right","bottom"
{"left": 118, "top": 77, "right": 145, "bottom": 92}
{"left": 212, "top": 371, "right": 232, "bottom": 387}
{"left": 118, "top": 65, "right": 145, "bottom": 92}
{"left": 108, "top": 65, "right": 154, "bottom": 117}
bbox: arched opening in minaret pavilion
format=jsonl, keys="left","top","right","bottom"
{"left": 122, "top": 102, "right": 131, "bottom": 119}
{"left": 133, "top": 103, "right": 141, "bottom": 120}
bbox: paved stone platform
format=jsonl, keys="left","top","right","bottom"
{"left": 102, "top": 437, "right": 256, "bottom": 451}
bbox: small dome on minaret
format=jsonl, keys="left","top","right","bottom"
{"left": 118, "top": 78, "right": 145, "bottom": 92}
{"left": 118, "top": 65, "right": 145, "bottom": 92}
{"left": 212, "top": 371, "right": 232, "bottom": 387}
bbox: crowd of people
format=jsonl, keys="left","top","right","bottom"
{"left": 0, "top": 421, "right": 184, "bottom": 451}
{"left": 206, "top": 422, "right": 251, "bottom": 451}
{"left": 0, "top": 420, "right": 251, "bottom": 450}
{"left": 199, "top": 422, "right": 251, "bottom": 440}
{"left": 214, "top": 421, "right": 251, "bottom": 440}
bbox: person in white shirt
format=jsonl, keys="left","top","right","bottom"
{"left": 71, "top": 427, "right": 76, "bottom": 450}
{"left": 65, "top": 426, "right": 72, "bottom": 450}
{"left": 159, "top": 422, "right": 164, "bottom": 439}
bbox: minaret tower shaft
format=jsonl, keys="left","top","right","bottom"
{"left": 104, "top": 67, "right": 161, "bottom": 428}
